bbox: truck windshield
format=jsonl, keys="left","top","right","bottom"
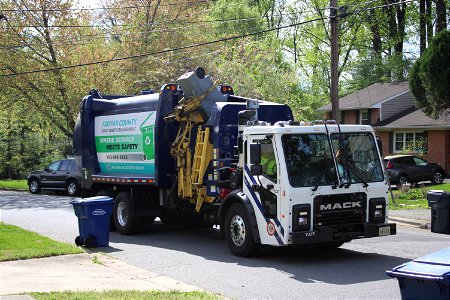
{"left": 281, "top": 134, "right": 338, "bottom": 188}
{"left": 331, "top": 133, "right": 384, "bottom": 185}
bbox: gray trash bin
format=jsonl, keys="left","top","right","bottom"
{"left": 387, "top": 247, "right": 450, "bottom": 300}
{"left": 427, "top": 190, "right": 450, "bottom": 234}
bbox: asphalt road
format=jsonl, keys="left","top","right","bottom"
{"left": 1, "top": 190, "right": 449, "bottom": 300}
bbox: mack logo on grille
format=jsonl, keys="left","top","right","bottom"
{"left": 320, "top": 201, "right": 362, "bottom": 211}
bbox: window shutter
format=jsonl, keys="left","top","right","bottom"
{"left": 389, "top": 132, "right": 393, "bottom": 153}
{"left": 367, "top": 109, "right": 372, "bottom": 125}
{"left": 356, "top": 110, "right": 360, "bottom": 124}
{"left": 423, "top": 131, "right": 428, "bottom": 153}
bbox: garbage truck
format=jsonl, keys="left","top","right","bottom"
{"left": 73, "top": 67, "right": 396, "bottom": 257}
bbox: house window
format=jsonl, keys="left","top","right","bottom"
{"left": 360, "top": 109, "right": 369, "bottom": 125}
{"left": 393, "top": 132, "right": 428, "bottom": 153}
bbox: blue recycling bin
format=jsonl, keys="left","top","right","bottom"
{"left": 386, "top": 247, "right": 450, "bottom": 300}
{"left": 70, "top": 196, "right": 113, "bottom": 248}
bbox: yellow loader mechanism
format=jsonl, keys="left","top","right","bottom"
{"left": 165, "top": 76, "right": 218, "bottom": 212}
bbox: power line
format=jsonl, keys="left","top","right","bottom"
{"left": 0, "top": 17, "right": 326, "bottom": 77}
{"left": 1, "top": 0, "right": 214, "bottom": 12}
{"left": 1, "top": 9, "right": 314, "bottom": 49}
{"left": 2, "top": 10, "right": 309, "bottom": 29}
{"left": 339, "top": 0, "right": 417, "bottom": 17}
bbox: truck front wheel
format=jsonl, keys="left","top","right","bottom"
{"left": 114, "top": 192, "right": 142, "bottom": 235}
{"left": 224, "top": 203, "right": 260, "bottom": 257}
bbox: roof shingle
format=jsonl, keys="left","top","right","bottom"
{"left": 319, "top": 81, "right": 409, "bottom": 111}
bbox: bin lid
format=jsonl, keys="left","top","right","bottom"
{"left": 70, "top": 196, "right": 113, "bottom": 205}
{"left": 387, "top": 248, "right": 450, "bottom": 283}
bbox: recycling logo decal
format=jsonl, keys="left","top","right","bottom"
{"left": 145, "top": 136, "right": 151, "bottom": 145}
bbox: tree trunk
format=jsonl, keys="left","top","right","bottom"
{"left": 435, "top": 0, "right": 447, "bottom": 33}
{"left": 419, "top": 0, "right": 426, "bottom": 55}
{"left": 426, "top": 0, "right": 433, "bottom": 42}
{"left": 393, "top": 2, "right": 406, "bottom": 55}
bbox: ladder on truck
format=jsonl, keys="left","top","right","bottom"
{"left": 191, "top": 126, "right": 214, "bottom": 212}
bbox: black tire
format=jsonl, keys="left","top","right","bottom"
{"left": 224, "top": 203, "right": 260, "bottom": 257}
{"left": 432, "top": 171, "right": 444, "bottom": 185}
{"left": 84, "top": 235, "right": 97, "bottom": 248}
{"left": 396, "top": 174, "right": 408, "bottom": 188}
{"left": 75, "top": 236, "right": 83, "bottom": 246}
{"left": 28, "top": 178, "right": 41, "bottom": 194}
{"left": 96, "top": 190, "right": 116, "bottom": 231}
{"left": 113, "top": 192, "right": 142, "bottom": 235}
{"left": 66, "top": 180, "right": 79, "bottom": 196}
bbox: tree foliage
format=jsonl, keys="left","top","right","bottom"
{"left": 409, "top": 30, "right": 450, "bottom": 119}
{"left": 0, "top": 0, "right": 449, "bottom": 178}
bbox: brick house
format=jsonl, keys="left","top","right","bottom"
{"left": 318, "top": 81, "right": 450, "bottom": 173}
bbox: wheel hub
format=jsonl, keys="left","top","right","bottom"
{"left": 434, "top": 173, "right": 443, "bottom": 183}
{"left": 117, "top": 202, "right": 128, "bottom": 227}
{"left": 67, "top": 183, "right": 76, "bottom": 195}
{"left": 230, "top": 215, "right": 245, "bottom": 246}
{"left": 30, "top": 181, "right": 38, "bottom": 192}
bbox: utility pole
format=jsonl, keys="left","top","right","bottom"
{"left": 330, "top": 0, "right": 339, "bottom": 122}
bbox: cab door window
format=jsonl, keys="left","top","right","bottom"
{"left": 260, "top": 142, "right": 277, "bottom": 182}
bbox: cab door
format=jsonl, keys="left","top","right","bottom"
{"left": 245, "top": 136, "right": 284, "bottom": 246}
{"left": 257, "top": 141, "right": 279, "bottom": 219}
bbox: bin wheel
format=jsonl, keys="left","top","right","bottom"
{"left": 75, "top": 236, "right": 83, "bottom": 246}
{"left": 84, "top": 235, "right": 97, "bottom": 248}
{"left": 114, "top": 192, "right": 142, "bottom": 235}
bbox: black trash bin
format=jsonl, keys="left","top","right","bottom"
{"left": 70, "top": 196, "right": 113, "bottom": 248}
{"left": 387, "top": 247, "right": 450, "bottom": 300}
{"left": 427, "top": 190, "right": 450, "bottom": 234}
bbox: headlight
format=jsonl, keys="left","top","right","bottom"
{"left": 369, "top": 198, "right": 386, "bottom": 224}
{"left": 292, "top": 204, "right": 311, "bottom": 231}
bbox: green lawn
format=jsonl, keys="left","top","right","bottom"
{"left": 0, "top": 223, "right": 83, "bottom": 261}
{"left": 389, "top": 183, "right": 450, "bottom": 210}
{"left": 0, "top": 179, "right": 28, "bottom": 190}
{"left": 32, "top": 291, "right": 222, "bottom": 300}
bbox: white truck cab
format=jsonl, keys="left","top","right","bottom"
{"left": 222, "top": 121, "right": 395, "bottom": 256}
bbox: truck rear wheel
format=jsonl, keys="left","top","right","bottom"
{"left": 114, "top": 192, "right": 142, "bottom": 235}
{"left": 224, "top": 203, "right": 260, "bottom": 257}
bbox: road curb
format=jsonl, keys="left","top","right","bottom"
{"left": 389, "top": 216, "right": 431, "bottom": 229}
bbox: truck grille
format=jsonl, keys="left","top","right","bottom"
{"left": 313, "top": 193, "right": 366, "bottom": 235}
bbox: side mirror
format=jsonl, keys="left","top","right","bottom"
{"left": 250, "top": 143, "right": 261, "bottom": 164}
{"left": 45, "top": 166, "right": 50, "bottom": 172}
{"left": 251, "top": 165, "right": 263, "bottom": 176}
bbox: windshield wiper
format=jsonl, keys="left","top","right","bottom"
{"left": 340, "top": 158, "right": 369, "bottom": 187}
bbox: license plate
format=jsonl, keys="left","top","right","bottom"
{"left": 379, "top": 226, "right": 390, "bottom": 236}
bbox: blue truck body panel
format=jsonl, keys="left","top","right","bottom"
{"left": 74, "top": 86, "right": 293, "bottom": 193}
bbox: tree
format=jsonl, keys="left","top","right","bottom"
{"left": 409, "top": 30, "right": 450, "bottom": 119}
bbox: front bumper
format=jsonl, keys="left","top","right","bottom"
{"left": 291, "top": 223, "right": 397, "bottom": 245}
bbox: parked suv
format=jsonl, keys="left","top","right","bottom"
{"left": 384, "top": 155, "right": 446, "bottom": 187}
{"left": 27, "top": 158, "right": 82, "bottom": 196}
